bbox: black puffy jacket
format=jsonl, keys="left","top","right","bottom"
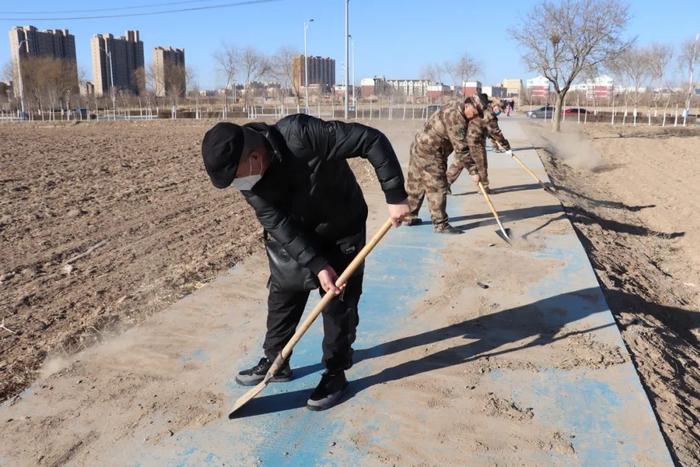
{"left": 241, "top": 114, "right": 407, "bottom": 274}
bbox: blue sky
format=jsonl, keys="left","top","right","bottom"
{"left": 1, "top": 0, "right": 698, "bottom": 89}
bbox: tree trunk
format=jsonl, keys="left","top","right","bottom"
{"left": 552, "top": 92, "right": 565, "bottom": 132}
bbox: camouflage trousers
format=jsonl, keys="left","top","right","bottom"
{"left": 405, "top": 142, "right": 449, "bottom": 227}
{"left": 446, "top": 152, "right": 489, "bottom": 188}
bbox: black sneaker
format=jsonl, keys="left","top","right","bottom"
{"left": 306, "top": 371, "right": 348, "bottom": 411}
{"left": 433, "top": 223, "right": 463, "bottom": 234}
{"left": 235, "top": 357, "right": 292, "bottom": 386}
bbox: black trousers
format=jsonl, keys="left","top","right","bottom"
{"left": 263, "top": 229, "right": 365, "bottom": 372}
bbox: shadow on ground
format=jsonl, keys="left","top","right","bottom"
{"left": 231, "top": 287, "right": 613, "bottom": 418}
{"left": 451, "top": 204, "right": 562, "bottom": 232}
{"left": 565, "top": 205, "right": 684, "bottom": 239}
{"left": 552, "top": 185, "right": 656, "bottom": 212}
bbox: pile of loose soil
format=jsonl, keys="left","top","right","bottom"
{"left": 525, "top": 121, "right": 700, "bottom": 466}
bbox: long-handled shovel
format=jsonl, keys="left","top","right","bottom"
{"left": 229, "top": 218, "right": 395, "bottom": 418}
{"left": 477, "top": 181, "right": 512, "bottom": 245}
{"left": 508, "top": 150, "right": 557, "bottom": 194}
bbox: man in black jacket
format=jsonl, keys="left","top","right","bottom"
{"left": 202, "top": 114, "right": 409, "bottom": 411}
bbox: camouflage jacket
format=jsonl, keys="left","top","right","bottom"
{"left": 412, "top": 101, "right": 488, "bottom": 180}
{"left": 482, "top": 111, "right": 511, "bottom": 151}
{"left": 454, "top": 109, "right": 511, "bottom": 179}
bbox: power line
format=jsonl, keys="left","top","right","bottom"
{"left": 3, "top": 0, "right": 222, "bottom": 15}
{"left": 0, "top": 0, "right": 280, "bottom": 21}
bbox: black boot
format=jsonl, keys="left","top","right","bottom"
{"left": 402, "top": 215, "right": 422, "bottom": 226}
{"left": 235, "top": 357, "right": 292, "bottom": 386}
{"left": 306, "top": 370, "right": 348, "bottom": 411}
{"left": 433, "top": 222, "right": 463, "bottom": 234}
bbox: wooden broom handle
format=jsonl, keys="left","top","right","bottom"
{"left": 276, "top": 218, "right": 394, "bottom": 362}
{"left": 511, "top": 152, "right": 545, "bottom": 184}
{"left": 478, "top": 182, "right": 502, "bottom": 223}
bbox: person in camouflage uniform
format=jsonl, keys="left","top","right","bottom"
{"left": 404, "top": 94, "right": 488, "bottom": 234}
{"left": 445, "top": 96, "right": 511, "bottom": 191}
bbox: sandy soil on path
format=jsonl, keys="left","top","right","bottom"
{"left": 0, "top": 118, "right": 671, "bottom": 466}
{"left": 525, "top": 121, "right": 700, "bottom": 466}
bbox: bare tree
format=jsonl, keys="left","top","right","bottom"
{"left": 188, "top": 67, "right": 202, "bottom": 118}
{"left": 420, "top": 63, "right": 441, "bottom": 83}
{"left": 610, "top": 44, "right": 672, "bottom": 120}
{"left": 132, "top": 67, "right": 146, "bottom": 96}
{"left": 272, "top": 47, "right": 302, "bottom": 106}
{"left": 240, "top": 46, "right": 271, "bottom": 111}
{"left": 511, "top": 0, "right": 633, "bottom": 131}
{"left": 442, "top": 54, "right": 481, "bottom": 96}
{"left": 679, "top": 34, "right": 699, "bottom": 116}
{"left": 1, "top": 61, "right": 12, "bottom": 82}
{"left": 21, "top": 58, "right": 45, "bottom": 116}
{"left": 1, "top": 61, "right": 15, "bottom": 109}
{"left": 18, "top": 57, "right": 77, "bottom": 119}
{"left": 164, "top": 62, "right": 187, "bottom": 104}
{"left": 55, "top": 58, "right": 79, "bottom": 115}
{"left": 607, "top": 45, "right": 658, "bottom": 119}
{"left": 146, "top": 62, "right": 158, "bottom": 94}
{"left": 449, "top": 53, "right": 480, "bottom": 88}
{"left": 214, "top": 43, "right": 239, "bottom": 115}
{"left": 130, "top": 67, "right": 149, "bottom": 115}
{"left": 647, "top": 44, "right": 673, "bottom": 116}
{"left": 442, "top": 61, "right": 457, "bottom": 89}
{"left": 142, "top": 61, "right": 162, "bottom": 117}
{"left": 580, "top": 66, "right": 598, "bottom": 114}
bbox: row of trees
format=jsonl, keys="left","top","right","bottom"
{"left": 521, "top": 40, "right": 697, "bottom": 116}
{"left": 512, "top": 0, "right": 699, "bottom": 131}
{"left": 1, "top": 57, "right": 79, "bottom": 116}
{"left": 1, "top": 43, "right": 481, "bottom": 118}
{"left": 604, "top": 41, "right": 696, "bottom": 121}
{"left": 608, "top": 39, "right": 699, "bottom": 114}
{"left": 214, "top": 44, "right": 303, "bottom": 114}
{"left": 420, "top": 54, "right": 481, "bottom": 89}
{"left": 0, "top": 56, "right": 192, "bottom": 119}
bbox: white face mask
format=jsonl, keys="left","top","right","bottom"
{"left": 232, "top": 155, "right": 262, "bottom": 191}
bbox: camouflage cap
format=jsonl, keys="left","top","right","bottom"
{"left": 489, "top": 96, "right": 503, "bottom": 110}
{"left": 466, "top": 93, "right": 487, "bottom": 111}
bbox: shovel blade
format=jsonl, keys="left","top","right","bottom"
{"left": 496, "top": 228, "right": 512, "bottom": 245}
{"left": 229, "top": 380, "right": 269, "bottom": 418}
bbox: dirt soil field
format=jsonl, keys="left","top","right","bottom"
{"left": 0, "top": 119, "right": 379, "bottom": 404}
{"left": 524, "top": 121, "right": 700, "bottom": 466}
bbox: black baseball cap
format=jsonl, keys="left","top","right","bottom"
{"left": 202, "top": 122, "right": 267, "bottom": 190}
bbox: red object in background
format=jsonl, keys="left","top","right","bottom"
{"left": 563, "top": 107, "right": 587, "bottom": 115}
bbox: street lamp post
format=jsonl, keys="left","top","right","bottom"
{"left": 304, "top": 18, "right": 314, "bottom": 114}
{"left": 351, "top": 36, "right": 356, "bottom": 117}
